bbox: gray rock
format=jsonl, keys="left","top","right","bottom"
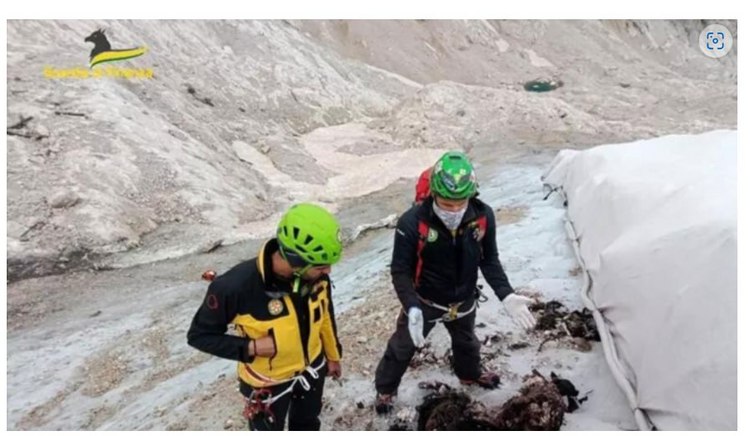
{"left": 48, "top": 191, "right": 81, "bottom": 209}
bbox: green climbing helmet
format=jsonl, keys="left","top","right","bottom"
{"left": 276, "top": 203, "right": 342, "bottom": 266}
{"left": 429, "top": 151, "right": 478, "bottom": 200}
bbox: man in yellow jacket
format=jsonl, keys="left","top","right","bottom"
{"left": 188, "top": 203, "right": 344, "bottom": 430}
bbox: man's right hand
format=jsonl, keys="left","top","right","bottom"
{"left": 250, "top": 335, "right": 276, "bottom": 357}
{"left": 407, "top": 307, "right": 426, "bottom": 348}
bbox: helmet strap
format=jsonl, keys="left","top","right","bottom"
{"left": 278, "top": 243, "right": 314, "bottom": 294}
{"left": 291, "top": 264, "right": 313, "bottom": 294}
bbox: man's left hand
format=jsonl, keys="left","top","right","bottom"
{"left": 327, "top": 360, "right": 342, "bottom": 379}
{"left": 502, "top": 293, "right": 537, "bottom": 330}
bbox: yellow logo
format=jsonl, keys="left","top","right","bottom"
{"left": 85, "top": 28, "right": 147, "bottom": 68}
{"left": 43, "top": 28, "right": 153, "bottom": 80}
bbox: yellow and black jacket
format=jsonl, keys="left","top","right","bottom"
{"left": 187, "top": 239, "right": 342, "bottom": 387}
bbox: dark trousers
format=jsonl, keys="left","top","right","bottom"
{"left": 240, "top": 355, "right": 328, "bottom": 431}
{"left": 374, "top": 297, "right": 481, "bottom": 395}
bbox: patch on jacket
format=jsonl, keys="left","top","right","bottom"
{"left": 470, "top": 221, "right": 486, "bottom": 241}
{"left": 427, "top": 228, "right": 438, "bottom": 242}
{"left": 267, "top": 299, "right": 284, "bottom": 316}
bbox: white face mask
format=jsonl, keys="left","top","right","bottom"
{"left": 433, "top": 201, "right": 468, "bottom": 231}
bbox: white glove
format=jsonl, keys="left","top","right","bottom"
{"left": 407, "top": 307, "right": 426, "bottom": 348}
{"left": 502, "top": 294, "right": 536, "bottom": 330}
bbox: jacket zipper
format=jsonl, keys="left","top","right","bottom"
{"left": 293, "top": 294, "right": 311, "bottom": 366}
{"left": 429, "top": 202, "right": 476, "bottom": 300}
{"left": 267, "top": 327, "right": 277, "bottom": 370}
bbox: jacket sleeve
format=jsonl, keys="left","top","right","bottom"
{"left": 390, "top": 212, "right": 421, "bottom": 310}
{"left": 187, "top": 280, "right": 254, "bottom": 363}
{"left": 320, "top": 279, "right": 343, "bottom": 362}
{"left": 478, "top": 207, "right": 515, "bottom": 301}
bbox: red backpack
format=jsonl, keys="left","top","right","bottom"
{"left": 414, "top": 167, "right": 432, "bottom": 204}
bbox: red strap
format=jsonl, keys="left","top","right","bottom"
{"left": 476, "top": 215, "right": 487, "bottom": 235}
{"left": 476, "top": 214, "right": 488, "bottom": 259}
{"left": 414, "top": 220, "right": 430, "bottom": 287}
{"left": 243, "top": 389, "right": 275, "bottom": 422}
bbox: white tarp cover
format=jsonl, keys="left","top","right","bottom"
{"left": 542, "top": 130, "right": 737, "bottom": 430}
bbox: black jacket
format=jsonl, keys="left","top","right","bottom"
{"left": 391, "top": 197, "right": 514, "bottom": 309}
{"left": 186, "top": 239, "right": 342, "bottom": 386}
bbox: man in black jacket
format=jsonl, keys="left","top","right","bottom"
{"left": 374, "top": 151, "right": 536, "bottom": 414}
{"left": 187, "top": 203, "right": 344, "bottom": 430}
